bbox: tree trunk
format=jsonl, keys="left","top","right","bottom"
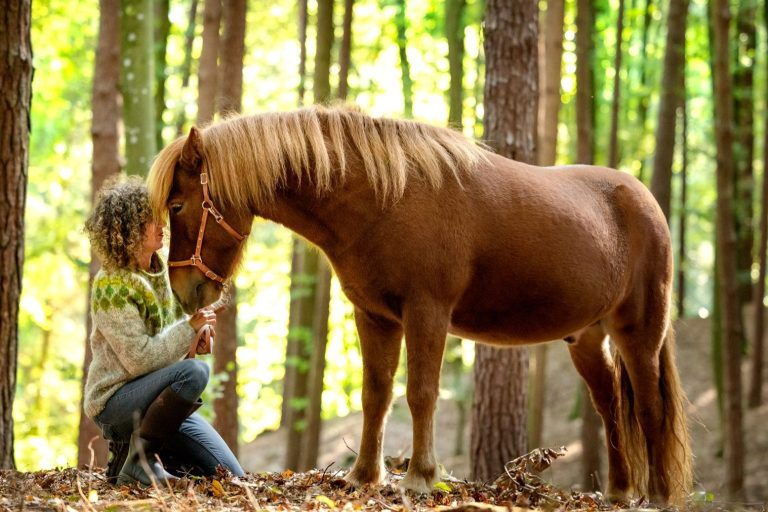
{"left": 298, "top": 0, "right": 308, "bottom": 105}
{"left": 537, "top": 0, "right": 564, "bottom": 167}
{"left": 175, "top": 0, "right": 199, "bottom": 136}
{"left": 650, "top": 0, "right": 688, "bottom": 221}
{"left": 574, "top": 0, "right": 602, "bottom": 486}
{"left": 471, "top": 0, "right": 536, "bottom": 481}
{"left": 529, "top": 0, "right": 564, "bottom": 449}
{"left": 394, "top": 0, "right": 413, "bottom": 117}
{"left": 575, "top": 0, "right": 594, "bottom": 165}
{"left": 284, "top": 241, "right": 320, "bottom": 469}
{"left": 77, "top": 0, "right": 121, "bottom": 469}
{"left": 446, "top": 0, "right": 466, "bottom": 128}
{"left": 209, "top": 0, "right": 247, "bottom": 458}
{"left": 0, "top": 0, "right": 32, "bottom": 470}
{"left": 677, "top": 95, "right": 688, "bottom": 318}
{"left": 314, "top": 0, "right": 334, "bottom": 104}
{"left": 197, "top": 0, "right": 221, "bottom": 125}
{"left": 733, "top": 0, "right": 756, "bottom": 315}
{"left": 580, "top": 382, "right": 602, "bottom": 490}
{"left": 154, "top": 0, "right": 170, "bottom": 149}
{"left": 337, "top": 0, "right": 354, "bottom": 100}
{"left": 635, "top": 0, "right": 653, "bottom": 182}
{"left": 748, "top": 0, "right": 768, "bottom": 408}
{"left": 607, "top": 0, "right": 625, "bottom": 169}
{"left": 711, "top": 0, "right": 745, "bottom": 499}
{"left": 120, "top": 0, "right": 156, "bottom": 176}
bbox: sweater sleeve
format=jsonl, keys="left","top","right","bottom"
{"left": 92, "top": 279, "right": 196, "bottom": 377}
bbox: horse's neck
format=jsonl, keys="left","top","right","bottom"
{"left": 261, "top": 173, "right": 377, "bottom": 256}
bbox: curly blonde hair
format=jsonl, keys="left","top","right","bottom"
{"left": 85, "top": 175, "right": 155, "bottom": 271}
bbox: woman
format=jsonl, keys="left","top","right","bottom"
{"left": 83, "top": 176, "right": 244, "bottom": 485}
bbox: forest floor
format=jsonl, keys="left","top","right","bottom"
{"left": 2, "top": 317, "right": 767, "bottom": 511}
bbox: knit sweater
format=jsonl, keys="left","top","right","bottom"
{"left": 83, "top": 255, "right": 196, "bottom": 419}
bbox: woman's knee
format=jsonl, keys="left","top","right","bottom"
{"left": 173, "top": 359, "right": 210, "bottom": 396}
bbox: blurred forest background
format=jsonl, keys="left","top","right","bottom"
{"left": 1, "top": 0, "right": 768, "bottom": 505}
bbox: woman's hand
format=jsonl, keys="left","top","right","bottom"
{"left": 189, "top": 307, "right": 217, "bottom": 331}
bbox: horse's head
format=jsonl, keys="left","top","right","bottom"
{"left": 150, "top": 127, "right": 251, "bottom": 313}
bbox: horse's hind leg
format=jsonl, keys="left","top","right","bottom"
{"left": 345, "top": 307, "right": 403, "bottom": 487}
{"left": 606, "top": 296, "right": 675, "bottom": 504}
{"left": 400, "top": 300, "right": 450, "bottom": 493}
{"left": 567, "top": 323, "right": 631, "bottom": 501}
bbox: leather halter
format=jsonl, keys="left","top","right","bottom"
{"left": 167, "top": 172, "right": 247, "bottom": 283}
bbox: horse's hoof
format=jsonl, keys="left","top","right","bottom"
{"left": 344, "top": 465, "right": 384, "bottom": 488}
{"left": 399, "top": 470, "right": 436, "bottom": 494}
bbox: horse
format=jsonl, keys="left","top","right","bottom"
{"left": 147, "top": 105, "right": 692, "bottom": 505}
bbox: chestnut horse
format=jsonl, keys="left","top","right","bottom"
{"left": 147, "top": 106, "right": 692, "bottom": 505}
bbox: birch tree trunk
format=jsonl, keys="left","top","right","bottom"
{"left": 120, "top": 0, "right": 155, "bottom": 176}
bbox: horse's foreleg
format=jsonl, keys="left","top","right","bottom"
{"left": 345, "top": 307, "right": 403, "bottom": 487}
{"left": 400, "top": 301, "right": 450, "bottom": 493}
{"left": 566, "top": 323, "right": 631, "bottom": 502}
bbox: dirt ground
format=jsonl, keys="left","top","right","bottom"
{"left": 241, "top": 317, "right": 768, "bottom": 506}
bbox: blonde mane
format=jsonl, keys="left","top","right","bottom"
{"left": 148, "top": 105, "right": 488, "bottom": 216}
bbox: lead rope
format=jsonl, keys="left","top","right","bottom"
{"left": 187, "top": 325, "right": 214, "bottom": 359}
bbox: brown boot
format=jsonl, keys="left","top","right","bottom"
{"left": 116, "top": 387, "right": 201, "bottom": 486}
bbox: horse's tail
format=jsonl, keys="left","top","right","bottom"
{"left": 615, "top": 326, "right": 692, "bottom": 505}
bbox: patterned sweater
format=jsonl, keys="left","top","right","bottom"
{"left": 83, "top": 255, "right": 196, "bottom": 419}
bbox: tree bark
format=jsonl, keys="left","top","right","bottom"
{"left": 209, "top": 0, "right": 247, "bottom": 457}
{"left": 575, "top": 0, "right": 594, "bottom": 165}
{"left": 574, "top": 0, "right": 602, "bottom": 486}
{"left": 529, "top": 0, "right": 564, "bottom": 450}
{"left": 175, "top": 0, "right": 199, "bottom": 136}
{"left": 394, "top": 0, "right": 413, "bottom": 117}
{"left": 607, "top": 0, "right": 625, "bottom": 169}
{"left": 677, "top": 95, "right": 688, "bottom": 318}
{"left": 0, "top": 0, "right": 32, "bottom": 470}
{"left": 635, "top": 0, "right": 653, "bottom": 182}
{"left": 748, "top": 0, "right": 768, "bottom": 408}
{"left": 120, "top": 0, "right": 156, "bottom": 176}
{"left": 733, "top": 0, "right": 757, "bottom": 313}
{"left": 446, "top": 0, "right": 466, "bottom": 128}
{"left": 314, "top": 0, "right": 334, "bottom": 104}
{"left": 650, "top": 0, "right": 688, "bottom": 221}
{"left": 197, "top": 0, "right": 221, "bottom": 125}
{"left": 154, "top": 0, "right": 170, "bottom": 149}
{"left": 337, "top": 0, "right": 354, "bottom": 100}
{"left": 298, "top": 0, "right": 308, "bottom": 106}
{"left": 711, "top": 0, "right": 745, "bottom": 499}
{"left": 77, "top": 0, "right": 121, "bottom": 469}
{"left": 471, "top": 0, "right": 536, "bottom": 481}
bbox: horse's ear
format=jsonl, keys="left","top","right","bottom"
{"left": 179, "top": 126, "right": 203, "bottom": 171}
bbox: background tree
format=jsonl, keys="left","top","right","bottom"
{"left": 749, "top": 0, "right": 768, "bottom": 408}
{"left": 119, "top": 0, "right": 156, "bottom": 176}
{"left": 528, "top": 0, "right": 564, "bottom": 449}
{"left": 154, "top": 0, "right": 170, "bottom": 149}
{"left": 445, "top": 0, "right": 466, "bottom": 128}
{"left": 711, "top": 0, "right": 745, "bottom": 498}
{"left": 285, "top": 0, "right": 335, "bottom": 471}
{"left": 471, "top": 0, "right": 537, "bottom": 481}
{"left": 394, "top": 0, "right": 414, "bottom": 118}
{"left": 0, "top": 0, "right": 32, "bottom": 470}
{"left": 650, "top": 0, "right": 689, "bottom": 220}
{"left": 338, "top": 0, "right": 355, "bottom": 100}
{"left": 198, "top": 0, "right": 222, "bottom": 125}
{"left": 212, "top": 0, "right": 248, "bottom": 457}
{"left": 607, "top": 0, "right": 625, "bottom": 169}
{"left": 76, "top": 0, "right": 121, "bottom": 469}
{"left": 574, "top": 0, "right": 603, "bottom": 490}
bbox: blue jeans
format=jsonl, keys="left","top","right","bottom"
{"left": 96, "top": 359, "right": 244, "bottom": 477}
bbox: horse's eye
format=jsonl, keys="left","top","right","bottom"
{"left": 169, "top": 203, "right": 183, "bottom": 214}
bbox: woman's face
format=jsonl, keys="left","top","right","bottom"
{"left": 142, "top": 220, "right": 165, "bottom": 255}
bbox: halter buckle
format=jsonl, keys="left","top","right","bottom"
{"left": 200, "top": 173, "right": 209, "bottom": 185}
{"left": 190, "top": 255, "right": 201, "bottom": 265}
